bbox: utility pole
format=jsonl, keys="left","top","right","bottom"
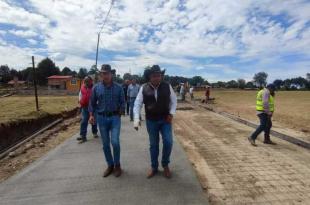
{"left": 95, "top": 32, "right": 100, "bottom": 71}
{"left": 95, "top": 0, "right": 114, "bottom": 76}
{"left": 32, "top": 56, "right": 39, "bottom": 111}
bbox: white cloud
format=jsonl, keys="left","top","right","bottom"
{"left": 0, "top": 1, "right": 49, "bottom": 30}
{"left": 9, "top": 29, "right": 38, "bottom": 38}
{"left": 0, "top": 0, "right": 308, "bottom": 80}
{"left": 27, "top": 39, "right": 37, "bottom": 45}
{"left": 0, "top": 44, "right": 44, "bottom": 68}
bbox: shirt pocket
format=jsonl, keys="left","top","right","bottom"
{"left": 96, "top": 90, "right": 105, "bottom": 103}
{"left": 112, "top": 92, "right": 119, "bottom": 102}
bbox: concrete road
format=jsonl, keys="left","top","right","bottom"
{"left": 0, "top": 116, "right": 208, "bottom": 205}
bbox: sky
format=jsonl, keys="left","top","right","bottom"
{"left": 0, "top": 0, "right": 309, "bottom": 82}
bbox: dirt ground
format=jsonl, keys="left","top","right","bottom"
{"left": 194, "top": 90, "right": 310, "bottom": 133}
{"left": 0, "top": 116, "right": 80, "bottom": 182}
{"left": 0, "top": 95, "right": 78, "bottom": 124}
{"left": 175, "top": 102, "right": 310, "bottom": 205}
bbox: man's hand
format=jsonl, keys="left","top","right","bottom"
{"left": 89, "top": 115, "right": 95, "bottom": 125}
{"left": 165, "top": 114, "right": 173, "bottom": 124}
{"left": 134, "top": 119, "right": 140, "bottom": 131}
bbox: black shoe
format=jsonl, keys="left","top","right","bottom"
{"left": 76, "top": 136, "right": 83, "bottom": 141}
{"left": 264, "top": 140, "right": 277, "bottom": 145}
{"left": 78, "top": 138, "right": 87, "bottom": 144}
{"left": 248, "top": 137, "right": 257, "bottom": 146}
{"left": 93, "top": 133, "right": 99, "bottom": 138}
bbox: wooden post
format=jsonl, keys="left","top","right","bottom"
{"left": 32, "top": 56, "right": 39, "bottom": 111}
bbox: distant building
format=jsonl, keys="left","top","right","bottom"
{"left": 7, "top": 76, "right": 26, "bottom": 88}
{"left": 193, "top": 85, "right": 208, "bottom": 91}
{"left": 47, "top": 75, "right": 81, "bottom": 93}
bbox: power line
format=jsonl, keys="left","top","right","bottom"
{"left": 95, "top": 0, "right": 115, "bottom": 71}
{"left": 98, "top": 0, "right": 114, "bottom": 34}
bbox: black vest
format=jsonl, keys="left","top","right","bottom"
{"left": 142, "top": 82, "right": 171, "bottom": 120}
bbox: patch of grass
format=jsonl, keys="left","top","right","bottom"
{"left": 194, "top": 90, "right": 310, "bottom": 131}
{"left": 0, "top": 96, "right": 78, "bottom": 124}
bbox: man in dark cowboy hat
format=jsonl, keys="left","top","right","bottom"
{"left": 133, "top": 65, "right": 177, "bottom": 179}
{"left": 89, "top": 64, "right": 125, "bottom": 177}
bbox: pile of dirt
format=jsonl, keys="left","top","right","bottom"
{"left": 0, "top": 116, "right": 80, "bottom": 182}
{"left": 0, "top": 108, "right": 79, "bottom": 153}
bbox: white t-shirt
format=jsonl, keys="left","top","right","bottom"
{"left": 189, "top": 88, "right": 194, "bottom": 94}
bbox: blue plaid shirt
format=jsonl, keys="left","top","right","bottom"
{"left": 89, "top": 82, "right": 125, "bottom": 114}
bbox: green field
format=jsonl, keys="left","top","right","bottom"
{"left": 0, "top": 96, "right": 78, "bottom": 124}
{"left": 194, "top": 90, "right": 310, "bottom": 132}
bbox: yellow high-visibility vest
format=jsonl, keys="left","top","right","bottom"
{"left": 256, "top": 89, "right": 274, "bottom": 112}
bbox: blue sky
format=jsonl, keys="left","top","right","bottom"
{"left": 0, "top": 0, "right": 309, "bottom": 82}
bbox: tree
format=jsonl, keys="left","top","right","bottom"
{"left": 0, "top": 65, "right": 11, "bottom": 83}
{"left": 77, "top": 68, "right": 88, "bottom": 79}
{"left": 61, "top": 67, "right": 72, "bottom": 75}
{"left": 114, "top": 74, "right": 123, "bottom": 84}
{"left": 123, "top": 73, "right": 132, "bottom": 80}
{"left": 306, "top": 73, "right": 310, "bottom": 89}
{"left": 290, "top": 77, "right": 308, "bottom": 89}
{"left": 212, "top": 81, "right": 226, "bottom": 88}
{"left": 237, "top": 79, "right": 246, "bottom": 89}
{"left": 253, "top": 72, "right": 268, "bottom": 88}
{"left": 204, "top": 80, "right": 209, "bottom": 85}
{"left": 283, "top": 79, "right": 291, "bottom": 90}
{"left": 226, "top": 80, "right": 238, "bottom": 88}
{"left": 10, "top": 69, "right": 19, "bottom": 79}
{"left": 19, "top": 67, "right": 33, "bottom": 82}
{"left": 71, "top": 70, "right": 77, "bottom": 77}
{"left": 37, "top": 57, "right": 60, "bottom": 85}
{"left": 245, "top": 81, "right": 255, "bottom": 89}
{"left": 273, "top": 79, "right": 283, "bottom": 90}
{"left": 189, "top": 76, "right": 204, "bottom": 86}
{"left": 88, "top": 65, "right": 97, "bottom": 75}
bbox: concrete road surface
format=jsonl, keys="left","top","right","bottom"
{"left": 0, "top": 116, "right": 208, "bottom": 205}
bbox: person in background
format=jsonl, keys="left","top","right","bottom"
{"left": 77, "top": 76, "right": 98, "bottom": 143}
{"left": 180, "top": 83, "right": 185, "bottom": 101}
{"left": 205, "top": 86, "right": 210, "bottom": 103}
{"left": 248, "top": 84, "right": 276, "bottom": 146}
{"left": 89, "top": 64, "right": 125, "bottom": 177}
{"left": 133, "top": 65, "right": 177, "bottom": 179}
{"left": 189, "top": 86, "right": 194, "bottom": 100}
{"left": 122, "top": 80, "right": 130, "bottom": 115}
{"left": 127, "top": 78, "right": 140, "bottom": 121}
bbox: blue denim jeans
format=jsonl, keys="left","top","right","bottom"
{"left": 250, "top": 113, "right": 272, "bottom": 140}
{"left": 129, "top": 97, "right": 136, "bottom": 121}
{"left": 97, "top": 115, "right": 121, "bottom": 166}
{"left": 146, "top": 119, "right": 173, "bottom": 171}
{"left": 80, "top": 107, "right": 98, "bottom": 139}
{"left": 126, "top": 101, "right": 130, "bottom": 115}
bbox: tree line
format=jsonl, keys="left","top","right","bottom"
{"left": 0, "top": 58, "right": 309, "bottom": 90}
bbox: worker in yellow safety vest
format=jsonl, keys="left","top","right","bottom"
{"left": 248, "top": 84, "right": 276, "bottom": 146}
